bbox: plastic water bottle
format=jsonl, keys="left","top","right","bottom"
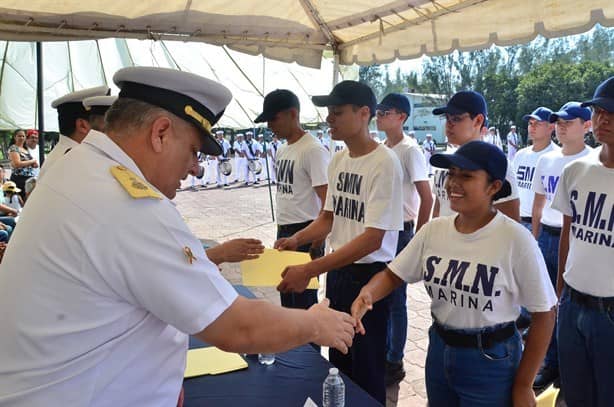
{"left": 258, "top": 353, "right": 275, "bottom": 365}
{"left": 323, "top": 367, "right": 345, "bottom": 407}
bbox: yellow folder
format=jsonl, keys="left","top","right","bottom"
{"left": 240, "top": 248, "right": 319, "bottom": 289}
{"left": 184, "top": 347, "right": 248, "bottom": 378}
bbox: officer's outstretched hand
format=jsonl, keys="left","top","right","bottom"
{"left": 308, "top": 299, "right": 356, "bottom": 354}
{"left": 350, "top": 289, "right": 373, "bottom": 335}
{"left": 277, "top": 263, "right": 311, "bottom": 293}
{"left": 273, "top": 236, "right": 299, "bottom": 251}
{"left": 206, "top": 238, "right": 264, "bottom": 265}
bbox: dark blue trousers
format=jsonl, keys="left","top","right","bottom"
{"left": 327, "top": 262, "right": 390, "bottom": 405}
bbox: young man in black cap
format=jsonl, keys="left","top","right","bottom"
{"left": 39, "top": 86, "right": 110, "bottom": 181}
{"left": 254, "top": 89, "right": 330, "bottom": 310}
{"left": 275, "top": 80, "right": 403, "bottom": 404}
{"left": 431, "top": 90, "right": 520, "bottom": 221}
{"left": 0, "top": 67, "right": 357, "bottom": 406}
{"left": 550, "top": 78, "right": 614, "bottom": 406}
{"left": 376, "top": 92, "right": 433, "bottom": 385}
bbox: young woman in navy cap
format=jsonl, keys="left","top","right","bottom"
{"left": 352, "top": 141, "right": 557, "bottom": 407}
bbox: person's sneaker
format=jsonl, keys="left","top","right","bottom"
{"left": 254, "top": 180, "right": 260, "bottom": 185}
{"left": 385, "top": 361, "right": 406, "bottom": 386}
{"left": 533, "top": 366, "right": 559, "bottom": 390}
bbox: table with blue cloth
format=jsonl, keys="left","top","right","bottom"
{"left": 183, "top": 285, "right": 381, "bottom": 406}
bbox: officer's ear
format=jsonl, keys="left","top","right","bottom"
{"left": 149, "top": 115, "right": 173, "bottom": 153}
{"left": 75, "top": 118, "right": 91, "bottom": 136}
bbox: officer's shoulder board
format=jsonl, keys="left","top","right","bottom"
{"left": 110, "top": 165, "right": 162, "bottom": 200}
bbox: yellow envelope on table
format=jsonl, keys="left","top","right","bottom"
{"left": 240, "top": 248, "right": 319, "bottom": 289}
{"left": 184, "top": 347, "right": 248, "bottom": 378}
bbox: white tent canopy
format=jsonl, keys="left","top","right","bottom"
{"left": 0, "top": 39, "right": 347, "bottom": 130}
{"left": 0, "top": 1, "right": 613, "bottom": 68}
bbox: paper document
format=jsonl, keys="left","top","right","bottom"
{"left": 241, "top": 248, "right": 319, "bottom": 289}
{"left": 184, "top": 347, "right": 248, "bottom": 378}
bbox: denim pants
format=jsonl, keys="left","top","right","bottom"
{"left": 386, "top": 226, "right": 414, "bottom": 363}
{"left": 537, "top": 227, "right": 559, "bottom": 370}
{"left": 327, "top": 262, "right": 390, "bottom": 405}
{"left": 0, "top": 216, "right": 16, "bottom": 242}
{"left": 276, "top": 220, "right": 320, "bottom": 309}
{"left": 426, "top": 323, "right": 522, "bottom": 407}
{"left": 558, "top": 286, "right": 614, "bottom": 407}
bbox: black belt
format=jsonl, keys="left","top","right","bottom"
{"left": 568, "top": 285, "right": 614, "bottom": 312}
{"left": 541, "top": 223, "right": 561, "bottom": 235}
{"left": 403, "top": 220, "right": 415, "bottom": 232}
{"left": 521, "top": 216, "right": 532, "bottom": 223}
{"left": 434, "top": 321, "right": 516, "bottom": 349}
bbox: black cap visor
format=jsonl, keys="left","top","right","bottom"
{"left": 429, "top": 153, "right": 482, "bottom": 172}
{"left": 582, "top": 97, "right": 614, "bottom": 113}
{"left": 312, "top": 95, "right": 347, "bottom": 107}
{"left": 432, "top": 104, "right": 467, "bottom": 116}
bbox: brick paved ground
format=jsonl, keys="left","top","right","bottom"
{"left": 176, "top": 179, "right": 428, "bottom": 406}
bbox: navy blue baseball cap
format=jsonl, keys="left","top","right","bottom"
{"left": 312, "top": 81, "right": 376, "bottom": 117}
{"left": 582, "top": 76, "right": 614, "bottom": 113}
{"left": 432, "top": 91, "right": 488, "bottom": 119}
{"left": 430, "top": 140, "right": 511, "bottom": 199}
{"left": 522, "top": 107, "right": 552, "bottom": 122}
{"left": 549, "top": 102, "right": 591, "bottom": 123}
{"left": 255, "top": 89, "right": 300, "bottom": 123}
{"left": 377, "top": 93, "right": 411, "bottom": 116}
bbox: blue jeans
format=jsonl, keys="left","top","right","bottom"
{"left": 386, "top": 226, "right": 414, "bottom": 363}
{"left": 558, "top": 286, "right": 614, "bottom": 407}
{"left": 537, "top": 227, "right": 559, "bottom": 370}
{"left": 0, "top": 216, "right": 16, "bottom": 242}
{"left": 426, "top": 323, "right": 522, "bottom": 407}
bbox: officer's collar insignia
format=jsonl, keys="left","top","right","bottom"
{"left": 110, "top": 165, "right": 162, "bottom": 200}
{"left": 183, "top": 246, "right": 197, "bottom": 264}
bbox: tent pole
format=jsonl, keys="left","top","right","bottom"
{"left": 262, "top": 54, "right": 275, "bottom": 222}
{"left": 36, "top": 42, "right": 45, "bottom": 165}
{"left": 327, "top": 48, "right": 341, "bottom": 153}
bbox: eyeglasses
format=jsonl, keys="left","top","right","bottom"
{"left": 375, "top": 110, "right": 400, "bottom": 118}
{"left": 444, "top": 113, "right": 471, "bottom": 124}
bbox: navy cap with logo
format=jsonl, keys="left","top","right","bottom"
{"left": 549, "top": 102, "right": 591, "bottom": 123}
{"left": 312, "top": 80, "right": 376, "bottom": 117}
{"left": 432, "top": 91, "right": 488, "bottom": 120}
{"left": 582, "top": 76, "right": 614, "bottom": 113}
{"left": 113, "top": 67, "right": 232, "bottom": 156}
{"left": 254, "top": 89, "right": 300, "bottom": 123}
{"left": 377, "top": 93, "right": 411, "bottom": 116}
{"left": 522, "top": 107, "right": 552, "bottom": 122}
{"left": 430, "top": 140, "right": 511, "bottom": 200}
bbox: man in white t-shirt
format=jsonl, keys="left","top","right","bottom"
{"left": 506, "top": 125, "right": 519, "bottom": 160}
{"left": 552, "top": 76, "right": 614, "bottom": 406}
{"left": 483, "top": 126, "right": 503, "bottom": 150}
{"left": 513, "top": 107, "right": 559, "bottom": 230}
{"left": 254, "top": 89, "right": 330, "bottom": 311}
{"left": 376, "top": 92, "right": 433, "bottom": 385}
{"left": 0, "top": 67, "right": 356, "bottom": 407}
{"left": 275, "top": 81, "right": 403, "bottom": 404}
{"left": 431, "top": 91, "right": 520, "bottom": 220}
{"left": 25, "top": 130, "right": 40, "bottom": 178}
{"left": 422, "top": 133, "right": 436, "bottom": 176}
{"left": 531, "top": 101, "right": 593, "bottom": 389}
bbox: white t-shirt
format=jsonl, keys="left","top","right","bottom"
{"left": 389, "top": 212, "right": 557, "bottom": 329}
{"left": 0, "top": 130, "right": 238, "bottom": 407}
{"left": 324, "top": 144, "right": 403, "bottom": 263}
{"left": 432, "top": 147, "right": 520, "bottom": 217}
{"left": 28, "top": 144, "right": 41, "bottom": 177}
{"left": 551, "top": 153, "right": 614, "bottom": 297}
{"left": 507, "top": 132, "right": 519, "bottom": 154}
{"left": 389, "top": 137, "right": 429, "bottom": 221}
{"left": 512, "top": 142, "right": 560, "bottom": 218}
{"left": 333, "top": 140, "right": 346, "bottom": 153}
{"left": 532, "top": 146, "right": 592, "bottom": 227}
{"left": 4, "top": 194, "right": 21, "bottom": 211}
{"left": 275, "top": 134, "right": 330, "bottom": 225}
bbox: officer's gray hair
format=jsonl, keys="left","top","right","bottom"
{"left": 104, "top": 98, "right": 169, "bottom": 135}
